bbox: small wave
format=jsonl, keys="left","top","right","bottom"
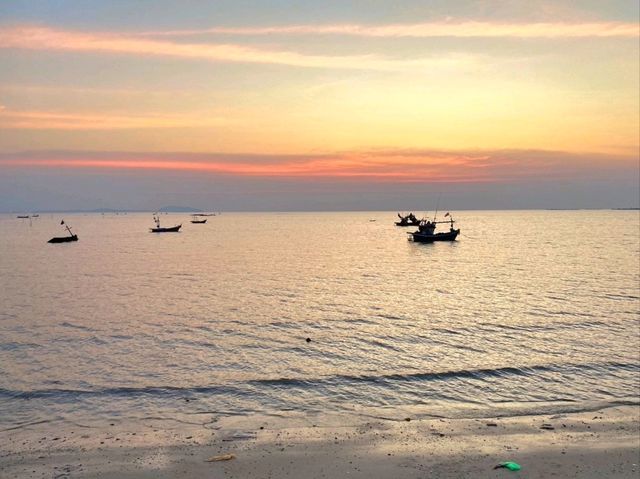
{"left": 264, "top": 363, "right": 640, "bottom": 384}
{"left": 479, "top": 319, "right": 617, "bottom": 333}
{"left": 0, "top": 384, "right": 242, "bottom": 401}
{"left": 0, "top": 419, "right": 54, "bottom": 432}
{"left": 2, "top": 361, "right": 637, "bottom": 402}
{"left": 432, "top": 327, "right": 468, "bottom": 335}
{"left": 0, "top": 341, "right": 41, "bottom": 351}
{"left": 376, "top": 314, "right": 403, "bottom": 321}
{"left": 451, "top": 343, "right": 485, "bottom": 353}
{"left": 60, "top": 321, "right": 93, "bottom": 331}
{"left": 359, "top": 338, "right": 402, "bottom": 352}
{"left": 248, "top": 361, "right": 639, "bottom": 388}
{"left": 348, "top": 317, "right": 377, "bottom": 325}
{"left": 604, "top": 293, "right": 640, "bottom": 301}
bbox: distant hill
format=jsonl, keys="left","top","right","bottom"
{"left": 158, "top": 205, "right": 203, "bottom": 213}
{"left": 89, "top": 208, "right": 124, "bottom": 213}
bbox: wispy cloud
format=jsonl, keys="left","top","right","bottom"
{"left": 1, "top": 149, "right": 635, "bottom": 183}
{"left": 0, "top": 83, "right": 197, "bottom": 97}
{"left": 0, "top": 26, "right": 473, "bottom": 71}
{"left": 0, "top": 108, "right": 229, "bottom": 130}
{"left": 136, "top": 21, "right": 640, "bottom": 38}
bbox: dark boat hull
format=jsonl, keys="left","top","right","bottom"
{"left": 150, "top": 224, "right": 182, "bottom": 232}
{"left": 190, "top": 219, "right": 207, "bottom": 224}
{"left": 409, "top": 229, "right": 460, "bottom": 243}
{"left": 48, "top": 235, "right": 78, "bottom": 243}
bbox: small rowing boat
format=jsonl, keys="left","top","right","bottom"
{"left": 48, "top": 220, "right": 79, "bottom": 243}
{"left": 150, "top": 214, "right": 181, "bottom": 233}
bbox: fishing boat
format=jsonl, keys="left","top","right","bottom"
{"left": 190, "top": 217, "right": 207, "bottom": 224}
{"left": 150, "top": 214, "right": 181, "bottom": 233}
{"left": 48, "top": 220, "right": 78, "bottom": 243}
{"left": 395, "top": 212, "right": 421, "bottom": 227}
{"left": 17, "top": 215, "right": 29, "bottom": 219}
{"left": 408, "top": 213, "right": 460, "bottom": 243}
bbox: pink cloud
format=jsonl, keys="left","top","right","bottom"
{"left": 1, "top": 149, "right": 635, "bottom": 183}
{"left": 0, "top": 26, "right": 465, "bottom": 71}
{"left": 136, "top": 21, "right": 640, "bottom": 38}
{"left": 0, "top": 108, "right": 229, "bottom": 130}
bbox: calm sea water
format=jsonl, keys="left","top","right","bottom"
{"left": 1, "top": 211, "right": 638, "bottom": 433}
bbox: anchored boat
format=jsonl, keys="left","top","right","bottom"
{"left": 408, "top": 213, "right": 460, "bottom": 243}
{"left": 395, "top": 212, "right": 421, "bottom": 227}
{"left": 190, "top": 215, "right": 207, "bottom": 224}
{"left": 150, "top": 214, "right": 181, "bottom": 233}
{"left": 48, "top": 220, "right": 78, "bottom": 243}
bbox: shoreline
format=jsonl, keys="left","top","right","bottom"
{"left": 2, "top": 405, "right": 638, "bottom": 478}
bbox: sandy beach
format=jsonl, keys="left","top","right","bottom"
{"left": 2, "top": 405, "right": 638, "bottom": 478}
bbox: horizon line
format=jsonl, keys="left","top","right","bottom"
{"left": 3, "top": 207, "right": 639, "bottom": 214}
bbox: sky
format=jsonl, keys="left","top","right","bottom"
{"left": 0, "top": 0, "right": 638, "bottom": 211}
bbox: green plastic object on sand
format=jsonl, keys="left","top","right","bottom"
{"left": 494, "top": 462, "right": 521, "bottom": 471}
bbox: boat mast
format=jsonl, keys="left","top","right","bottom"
{"left": 61, "top": 219, "right": 73, "bottom": 237}
{"left": 433, "top": 192, "right": 441, "bottom": 222}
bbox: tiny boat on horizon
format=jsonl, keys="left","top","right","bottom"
{"left": 48, "top": 220, "right": 78, "bottom": 243}
{"left": 150, "top": 214, "right": 181, "bottom": 233}
{"left": 190, "top": 217, "right": 207, "bottom": 224}
{"left": 395, "top": 212, "right": 421, "bottom": 227}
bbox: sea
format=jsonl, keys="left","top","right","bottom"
{"left": 1, "top": 211, "right": 639, "bottom": 438}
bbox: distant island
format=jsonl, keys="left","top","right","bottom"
{"left": 6, "top": 206, "right": 206, "bottom": 214}
{"left": 88, "top": 208, "right": 124, "bottom": 213}
{"left": 157, "top": 206, "right": 203, "bottom": 213}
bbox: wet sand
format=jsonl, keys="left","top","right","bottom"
{"left": 2, "top": 406, "right": 638, "bottom": 478}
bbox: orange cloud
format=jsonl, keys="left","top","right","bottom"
{"left": 137, "top": 21, "right": 640, "bottom": 38}
{"left": 0, "top": 109, "right": 229, "bottom": 130}
{"left": 0, "top": 26, "right": 471, "bottom": 71}
{"left": 1, "top": 149, "right": 635, "bottom": 183}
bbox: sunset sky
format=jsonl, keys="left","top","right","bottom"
{"left": 0, "top": 1, "right": 638, "bottom": 211}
